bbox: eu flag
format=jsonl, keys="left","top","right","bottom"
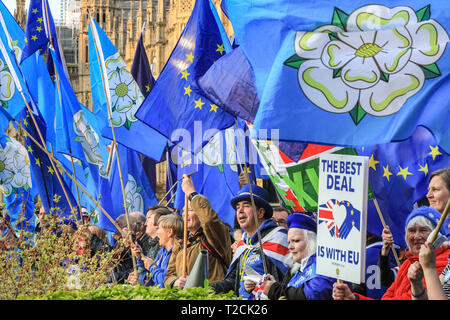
{"left": 225, "top": 0, "right": 450, "bottom": 154}
{"left": 358, "top": 125, "right": 450, "bottom": 247}
{"left": 88, "top": 16, "right": 167, "bottom": 162}
{"left": 135, "top": 0, "right": 235, "bottom": 155}
{"left": 21, "top": 107, "right": 78, "bottom": 219}
{"left": 21, "top": 0, "right": 62, "bottom": 64}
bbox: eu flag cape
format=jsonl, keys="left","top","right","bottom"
{"left": 225, "top": 0, "right": 450, "bottom": 153}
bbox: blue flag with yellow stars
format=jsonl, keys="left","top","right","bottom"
{"left": 359, "top": 125, "right": 450, "bottom": 247}
{"left": 21, "top": 107, "right": 79, "bottom": 220}
{"left": 21, "top": 0, "right": 60, "bottom": 63}
{"left": 225, "top": 0, "right": 450, "bottom": 154}
{"left": 135, "top": 0, "right": 235, "bottom": 155}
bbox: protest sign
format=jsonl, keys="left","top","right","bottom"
{"left": 316, "top": 153, "right": 369, "bottom": 284}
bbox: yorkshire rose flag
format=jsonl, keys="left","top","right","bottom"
{"left": 224, "top": 0, "right": 450, "bottom": 153}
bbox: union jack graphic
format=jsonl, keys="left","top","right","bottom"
{"left": 318, "top": 199, "right": 340, "bottom": 238}
{"left": 318, "top": 199, "right": 361, "bottom": 239}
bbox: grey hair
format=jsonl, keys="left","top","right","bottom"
{"left": 404, "top": 216, "right": 441, "bottom": 248}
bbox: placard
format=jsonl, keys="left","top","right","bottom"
{"left": 316, "top": 153, "right": 369, "bottom": 284}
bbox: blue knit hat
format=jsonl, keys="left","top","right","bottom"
{"left": 287, "top": 212, "right": 317, "bottom": 233}
{"left": 230, "top": 184, "right": 273, "bottom": 218}
{"left": 405, "top": 206, "right": 446, "bottom": 235}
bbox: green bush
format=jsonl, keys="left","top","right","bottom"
{"left": 19, "top": 282, "right": 238, "bottom": 300}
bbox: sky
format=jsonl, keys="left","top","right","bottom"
{"left": 2, "top": 0, "right": 62, "bottom": 19}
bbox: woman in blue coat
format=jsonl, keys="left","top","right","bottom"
{"left": 128, "top": 213, "right": 183, "bottom": 287}
{"left": 263, "top": 212, "right": 335, "bottom": 300}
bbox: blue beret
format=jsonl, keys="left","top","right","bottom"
{"left": 287, "top": 212, "right": 317, "bottom": 233}
{"left": 405, "top": 206, "right": 446, "bottom": 235}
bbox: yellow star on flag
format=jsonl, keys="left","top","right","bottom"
{"left": 36, "top": 26, "right": 43, "bottom": 32}
{"left": 27, "top": 145, "right": 33, "bottom": 154}
{"left": 397, "top": 166, "right": 413, "bottom": 180}
{"left": 23, "top": 118, "right": 28, "bottom": 127}
{"left": 429, "top": 145, "right": 442, "bottom": 160}
{"left": 24, "top": 37, "right": 28, "bottom": 43}
{"left": 47, "top": 166, "right": 54, "bottom": 175}
{"left": 145, "top": 85, "right": 150, "bottom": 93}
{"left": 185, "top": 52, "right": 194, "bottom": 63}
{"left": 180, "top": 69, "right": 190, "bottom": 80}
{"left": 37, "top": 17, "right": 43, "bottom": 23}
{"left": 210, "top": 104, "right": 218, "bottom": 112}
{"left": 194, "top": 98, "right": 204, "bottom": 110}
{"left": 31, "top": 35, "right": 38, "bottom": 41}
{"left": 32, "top": 8, "right": 38, "bottom": 14}
{"left": 418, "top": 163, "right": 429, "bottom": 176}
{"left": 35, "top": 158, "right": 41, "bottom": 167}
{"left": 368, "top": 154, "right": 379, "bottom": 171}
{"left": 382, "top": 165, "right": 393, "bottom": 182}
{"left": 216, "top": 44, "right": 225, "bottom": 55}
{"left": 184, "top": 85, "right": 192, "bottom": 97}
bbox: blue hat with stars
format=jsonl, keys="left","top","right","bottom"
{"left": 405, "top": 206, "right": 446, "bottom": 235}
{"left": 287, "top": 212, "right": 317, "bottom": 233}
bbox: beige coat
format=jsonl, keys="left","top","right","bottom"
{"left": 164, "top": 195, "right": 232, "bottom": 287}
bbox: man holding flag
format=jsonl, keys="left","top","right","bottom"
{"left": 211, "top": 183, "right": 291, "bottom": 299}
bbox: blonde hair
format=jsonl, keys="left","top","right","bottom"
{"left": 158, "top": 214, "right": 184, "bottom": 239}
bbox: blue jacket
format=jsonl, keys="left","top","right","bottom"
{"left": 137, "top": 246, "right": 173, "bottom": 287}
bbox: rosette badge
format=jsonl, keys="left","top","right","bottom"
{"left": 284, "top": 5, "right": 449, "bottom": 124}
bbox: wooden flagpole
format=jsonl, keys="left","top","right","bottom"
{"left": 234, "top": 118, "right": 269, "bottom": 275}
{"left": 429, "top": 198, "right": 450, "bottom": 244}
{"left": 17, "top": 121, "right": 126, "bottom": 237}
{"left": 373, "top": 198, "right": 401, "bottom": 267}
{"left": 89, "top": 10, "right": 137, "bottom": 271}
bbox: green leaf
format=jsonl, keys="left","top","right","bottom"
{"left": 331, "top": 7, "right": 349, "bottom": 30}
{"left": 283, "top": 54, "right": 307, "bottom": 69}
{"left": 349, "top": 102, "right": 367, "bottom": 125}
{"left": 416, "top": 5, "right": 431, "bottom": 22}
{"left": 421, "top": 63, "right": 441, "bottom": 79}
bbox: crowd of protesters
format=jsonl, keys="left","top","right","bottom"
{"left": 1, "top": 168, "right": 449, "bottom": 300}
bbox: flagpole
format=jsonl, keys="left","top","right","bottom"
{"left": 158, "top": 177, "right": 182, "bottom": 206}
{"left": 372, "top": 198, "right": 401, "bottom": 267}
{"left": 182, "top": 192, "right": 188, "bottom": 278}
{"left": 89, "top": 11, "right": 136, "bottom": 271}
{"left": 0, "top": 35, "right": 78, "bottom": 221}
{"left": 17, "top": 120, "right": 127, "bottom": 238}
{"left": 429, "top": 198, "right": 450, "bottom": 244}
{"left": 234, "top": 118, "right": 269, "bottom": 275}
{"left": 51, "top": 53, "right": 83, "bottom": 223}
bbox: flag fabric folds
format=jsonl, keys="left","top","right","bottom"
{"left": 98, "top": 143, "right": 158, "bottom": 233}
{"left": 135, "top": 0, "right": 235, "bottom": 155}
{"left": 172, "top": 125, "right": 241, "bottom": 227}
{"left": 88, "top": 16, "right": 167, "bottom": 161}
{"left": 21, "top": 0, "right": 63, "bottom": 65}
{"left": 21, "top": 108, "right": 78, "bottom": 219}
{"left": 0, "top": 134, "right": 37, "bottom": 231}
{"left": 358, "top": 125, "right": 450, "bottom": 247}
{"left": 225, "top": 0, "right": 450, "bottom": 154}
{"left": 130, "top": 27, "right": 158, "bottom": 191}
{"left": 130, "top": 26, "right": 155, "bottom": 98}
